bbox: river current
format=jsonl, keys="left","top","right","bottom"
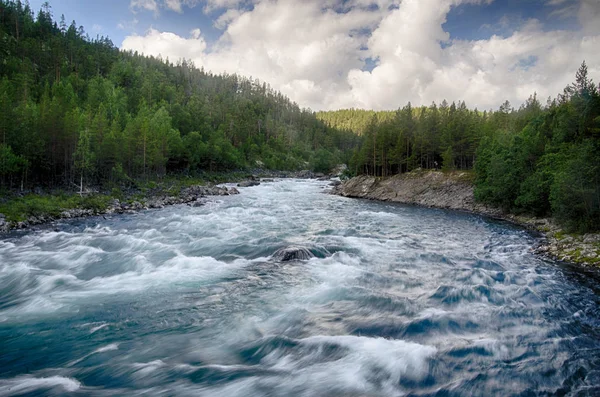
{"left": 1, "top": 179, "right": 599, "bottom": 396}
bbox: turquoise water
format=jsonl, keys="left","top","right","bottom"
{"left": 1, "top": 179, "right": 599, "bottom": 396}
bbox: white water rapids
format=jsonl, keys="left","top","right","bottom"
{"left": 1, "top": 179, "right": 599, "bottom": 396}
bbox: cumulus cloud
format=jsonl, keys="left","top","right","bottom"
{"left": 130, "top": 0, "right": 159, "bottom": 15}
{"left": 214, "top": 8, "right": 244, "bottom": 29}
{"left": 130, "top": 0, "right": 254, "bottom": 15}
{"left": 121, "top": 0, "right": 600, "bottom": 111}
{"left": 164, "top": 0, "right": 183, "bottom": 13}
{"left": 122, "top": 28, "right": 207, "bottom": 61}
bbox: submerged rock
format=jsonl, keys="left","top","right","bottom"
{"left": 238, "top": 180, "right": 261, "bottom": 188}
{"left": 188, "top": 199, "right": 206, "bottom": 207}
{"left": 272, "top": 246, "right": 315, "bottom": 262}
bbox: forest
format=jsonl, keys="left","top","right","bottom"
{"left": 0, "top": 0, "right": 360, "bottom": 192}
{"left": 319, "top": 65, "right": 600, "bottom": 232}
{"left": 1, "top": 0, "right": 599, "bottom": 232}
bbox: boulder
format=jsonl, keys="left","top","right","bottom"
{"left": 272, "top": 246, "right": 315, "bottom": 262}
{"left": 188, "top": 200, "right": 205, "bottom": 207}
{"left": 331, "top": 164, "right": 348, "bottom": 177}
{"left": 296, "top": 170, "right": 313, "bottom": 179}
{"left": 238, "top": 180, "right": 261, "bottom": 188}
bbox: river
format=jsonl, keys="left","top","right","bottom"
{"left": 1, "top": 179, "right": 599, "bottom": 396}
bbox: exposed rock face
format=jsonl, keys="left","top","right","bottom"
{"left": 272, "top": 246, "right": 315, "bottom": 262}
{"left": 331, "top": 164, "right": 348, "bottom": 177}
{"left": 333, "top": 171, "right": 500, "bottom": 217}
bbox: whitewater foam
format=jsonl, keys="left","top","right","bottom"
{"left": 0, "top": 376, "right": 81, "bottom": 395}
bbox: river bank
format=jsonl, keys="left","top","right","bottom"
{"left": 0, "top": 169, "right": 334, "bottom": 234}
{"left": 0, "top": 183, "right": 240, "bottom": 234}
{"left": 332, "top": 171, "right": 600, "bottom": 267}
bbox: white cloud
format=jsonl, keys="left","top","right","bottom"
{"left": 165, "top": 0, "right": 183, "bottom": 13}
{"left": 122, "top": 28, "right": 207, "bottom": 61}
{"left": 121, "top": 0, "right": 600, "bottom": 111}
{"left": 579, "top": 0, "right": 600, "bottom": 35}
{"left": 117, "top": 18, "right": 139, "bottom": 31}
{"left": 214, "top": 8, "right": 243, "bottom": 29}
{"left": 130, "top": 0, "right": 159, "bottom": 15}
{"left": 200, "top": 0, "right": 255, "bottom": 14}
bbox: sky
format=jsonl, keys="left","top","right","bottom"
{"left": 28, "top": 0, "right": 600, "bottom": 111}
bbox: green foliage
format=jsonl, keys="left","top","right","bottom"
{"left": 0, "top": 144, "right": 27, "bottom": 186}
{"left": 441, "top": 147, "right": 455, "bottom": 171}
{"left": 474, "top": 134, "right": 523, "bottom": 210}
{"left": 474, "top": 62, "right": 600, "bottom": 231}
{"left": 316, "top": 109, "right": 395, "bottom": 135}
{"left": 79, "top": 195, "right": 111, "bottom": 212}
{"left": 549, "top": 140, "right": 600, "bottom": 232}
{"left": 0, "top": 193, "right": 111, "bottom": 222}
{"left": 0, "top": 0, "right": 360, "bottom": 190}
{"left": 328, "top": 100, "right": 485, "bottom": 176}
{"left": 310, "top": 148, "right": 338, "bottom": 174}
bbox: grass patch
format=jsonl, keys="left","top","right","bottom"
{"left": 0, "top": 193, "right": 111, "bottom": 223}
{"left": 0, "top": 171, "right": 248, "bottom": 225}
{"left": 565, "top": 247, "right": 600, "bottom": 266}
{"left": 449, "top": 170, "right": 476, "bottom": 182}
{"left": 554, "top": 230, "right": 570, "bottom": 240}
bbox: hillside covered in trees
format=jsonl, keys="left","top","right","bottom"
{"left": 316, "top": 109, "right": 395, "bottom": 136}
{"left": 319, "top": 64, "right": 600, "bottom": 232}
{"left": 0, "top": 0, "right": 360, "bottom": 191}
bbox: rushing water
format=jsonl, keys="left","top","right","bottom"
{"left": 1, "top": 179, "right": 600, "bottom": 396}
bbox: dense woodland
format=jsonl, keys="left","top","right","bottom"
{"left": 0, "top": 0, "right": 360, "bottom": 191}
{"left": 319, "top": 65, "right": 600, "bottom": 232}
{"left": 317, "top": 109, "right": 395, "bottom": 136}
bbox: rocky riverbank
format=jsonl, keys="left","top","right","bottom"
{"left": 0, "top": 184, "right": 240, "bottom": 234}
{"left": 0, "top": 167, "right": 345, "bottom": 235}
{"left": 332, "top": 171, "right": 600, "bottom": 267}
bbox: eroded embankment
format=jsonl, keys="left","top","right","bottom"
{"left": 332, "top": 171, "right": 600, "bottom": 267}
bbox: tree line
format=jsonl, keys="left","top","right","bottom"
{"left": 0, "top": 0, "right": 360, "bottom": 192}
{"left": 319, "top": 64, "right": 600, "bottom": 232}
